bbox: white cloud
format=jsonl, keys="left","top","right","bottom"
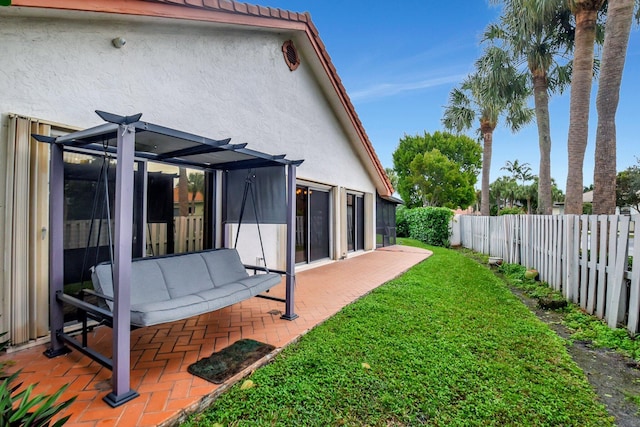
{"left": 349, "top": 74, "right": 467, "bottom": 102}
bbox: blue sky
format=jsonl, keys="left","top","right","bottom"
{"left": 262, "top": 0, "right": 640, "bottom": 192}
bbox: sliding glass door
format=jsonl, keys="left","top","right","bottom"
{"left": 296, "top": 185, "right": 331, "bottom": 264}
{"left": 347, "top": 193, "right": 365, "bottom": 252}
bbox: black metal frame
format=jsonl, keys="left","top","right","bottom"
{"left": 35, "top": 111, "right": 302, "bottom": 407}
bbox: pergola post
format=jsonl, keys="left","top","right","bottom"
{"left": 44, "top": 142, "right": 70, "bottom": 358}
{"left": 281, "top": 164, "right": 298, "bottom": 320}
{"left": 104, "top": 123, "right": 139, "bottom": 407}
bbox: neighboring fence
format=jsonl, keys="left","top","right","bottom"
{"left": 458, "top": 214, "right": 640, "bottom": 335}
{"left": 64, "top": 216, "right": 204, "bottom": 255}
{"left": 148, "top": 216, "right": 204, "bottom": 255}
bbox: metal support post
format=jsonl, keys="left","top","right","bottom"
{"left": 281, "top": 164, "right": 298, "bottom": 320}
{"left": 103, "top": 123, "right": 139, "bottom": 407}
{"left": 44, "top": 142, "right": 71, "bottom": 358}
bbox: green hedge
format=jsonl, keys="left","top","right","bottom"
{"left": 498, "top": 207, "right": 524, "bottom": 215}
{"left": 400, "top": 207, "right": 454, "bottom": 247}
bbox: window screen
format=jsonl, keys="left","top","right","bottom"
{"left": 224, "top": 167, "right": 287, "bottom": 224}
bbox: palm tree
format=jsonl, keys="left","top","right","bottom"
{"left": 501, "top": 159, "right": 534, "bottom": 187}
{"left": 177, "top": 167, "right": 189, "bottom": 217}
{"left": 592, "top": 0, "right": 636, "bottom": 214}
{"left": 443, "top": 47, "right": 533, "bottom": 216}
{"left": 187, "top": 172, "right": 205, "bottom": 215}
{"left": 384, "top": 167, "right": 399, "bottom": 191}
{"left": 564, "top": 0, "right": 606, "bottom": 214}
{"left": 485, "top": 0, "right": 574, "bottom": 214}
{"left": 491, "top": 176, "right": 519, "bottom": 210}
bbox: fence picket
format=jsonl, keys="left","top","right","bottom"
{"left": 596, "top": 216, "right": 609, "bottom": 318}
{"left": 606, "top": 217, "right": 619, "bottom": 319}
{"left": 587, "top": 216, "right": 598, "bottom": 314}
{"left": 628, "top": 215, "right": 640, "bottom": 334}
{"left": 608, "top": 216, "right": 630, "bottom": 328}
{"left": 579, "top": 216, "right": 589, "bottom": 309}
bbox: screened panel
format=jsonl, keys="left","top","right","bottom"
{"left": 376, "top": 195, "right": 398, "bottom": 247}
{"left": 224, "top": 167, "right": 286, "bottom": 224}
{"left": 309, "top": 189, "right": 330, "bottom": 261}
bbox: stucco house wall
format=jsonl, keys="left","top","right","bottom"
{"left": 0, "top": 9, "right": 374, "bottom": 191}
{"left": 0, "top": 3, "right": 390, "bottom": 343}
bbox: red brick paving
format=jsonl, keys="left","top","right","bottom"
{"left": 0, "top": 245, "right": 430, "bottom": 426}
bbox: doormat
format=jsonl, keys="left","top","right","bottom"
{"left": 188, "top": 339, "right": 275, "bottom": 384}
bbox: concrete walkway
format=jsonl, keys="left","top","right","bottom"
{"left": 0, "top": 245, "right": 431, "bottom": 426}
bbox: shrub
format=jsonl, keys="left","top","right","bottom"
{"left": 396, "top": 205, "right": 409, "bottom": 237}
{"left": 404, "top": 207, "right": 454, "bottom": 247}
{"left": 498, "top": 263, "right": 527, "bottom": 281}
{"left": 498, "top": 207, "right": 524, "bottom": 215}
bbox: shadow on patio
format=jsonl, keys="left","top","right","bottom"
{"left": 0, "top": 245, "right": 431, "bottom": 427}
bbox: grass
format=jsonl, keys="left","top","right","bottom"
{"left": 494, "top": 258, "right": 640, "bottom": 361}
{"left": 184, "top": 239, "right": 613, "bottom": 426}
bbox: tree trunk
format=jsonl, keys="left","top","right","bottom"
{"left": 178, "top": 168, "right": 189, "bottom": 217}
{"left": 480, "top": 129, "right": 493, "bottom": 216}
{"left": 565, "top": 1, "right": 604, "bottom": 214}
{"left": 593, "top": 0, "right": 634, "bottom": 214}
{"left": 532, "top": 72, "right": 553, "bottom": 215}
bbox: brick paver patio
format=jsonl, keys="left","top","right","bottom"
{"left": 0, "top": 245, "right": 431, "bottom": 426}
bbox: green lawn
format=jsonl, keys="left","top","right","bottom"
{"left": 184, "top": 239, "right": 612, "bottom": 426}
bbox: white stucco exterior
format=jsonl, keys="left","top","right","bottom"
{"left": 0, "top": 5, "right": 389, "bottom": 342}
{"left": 0, "top": 8, "right": 375, "bottom": 194}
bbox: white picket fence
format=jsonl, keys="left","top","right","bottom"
{"left": 458, "top": 214, "right": 640, "bottom": 335}
{"left": 64, "top": 216, "right": 204, "bottom": 255}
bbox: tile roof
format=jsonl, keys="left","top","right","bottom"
{"left": 9, "top": 0, "right": 393, "bottom": 196}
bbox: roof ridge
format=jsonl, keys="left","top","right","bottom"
{"left": 148, "top": 0, "right": 310, "bottom": 23}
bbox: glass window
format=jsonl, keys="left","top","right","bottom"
{"left": 62, "top": 151, "right": 142, "bottom": 297}
{"left": 146, "top": 163, "right": 205, "bottom": 255}
{"left": 356, "top": 195, "right": 364, "bottom": 251}
{"left": 295, "top": 186, "right": 308, "bottom": 263}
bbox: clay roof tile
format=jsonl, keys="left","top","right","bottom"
{"left": 218, "top": 0, "right": 235, "bottom": 12}
{"left": 202, "top": 0, "right": 220, "bottom": 8}
{"left": 183, "top": 0, "right": 199, "bottom": 7}
{"left": 245, "top": 3, "right": 259, "bottom": 15}
{"left": 233, "top": 1, "right": 248, "bottom": 13}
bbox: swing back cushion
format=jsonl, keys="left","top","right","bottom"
{"left": 91, "top": 248, "right": 281, "bottom": 327}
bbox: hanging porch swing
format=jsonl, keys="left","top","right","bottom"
{"left": 33, "top": 110, "right": 303, "bottom": 407}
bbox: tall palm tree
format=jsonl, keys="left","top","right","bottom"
{"left": 443, "top": 47, "right": 534, "bottom": 216}
{"left": 485, "top": 0, "right": 574, "bottom": 214}
{"left": 592, "top": 0, "right": 636, "bottom": 214}
{"left": 564, "top": 0, "right": 606, "bottom": 214}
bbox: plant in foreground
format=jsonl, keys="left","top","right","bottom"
{"left": 0, "top": 370, "right": 76, "bottom": 427}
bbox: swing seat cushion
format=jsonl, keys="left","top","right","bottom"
{"left": 91, "top": 248, "right": 282, "bottom": 327}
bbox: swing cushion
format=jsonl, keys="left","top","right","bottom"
{"left": 91, "top": 248, "right": 282, "bottom": 327}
